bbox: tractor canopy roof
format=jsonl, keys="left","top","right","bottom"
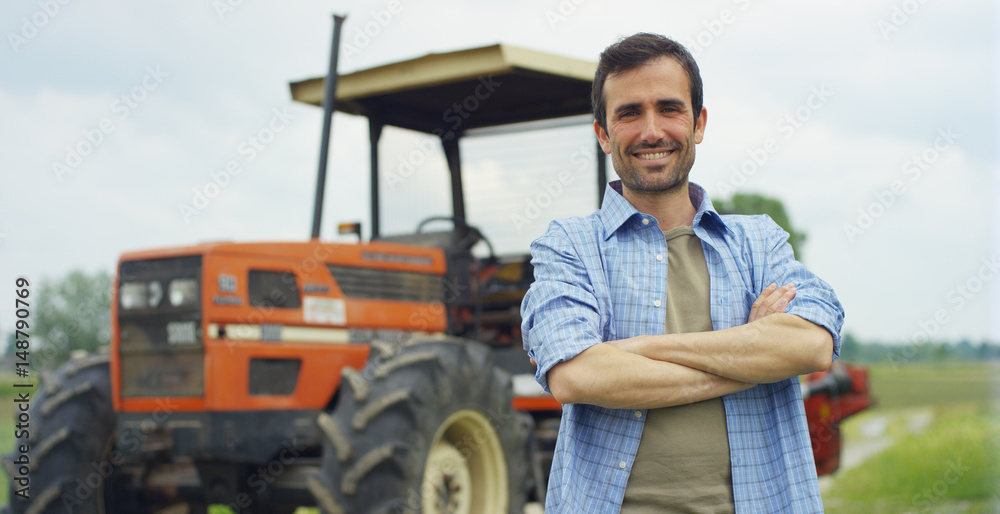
{"left": 289, "top": 43, "right": 596, "bottom": 134}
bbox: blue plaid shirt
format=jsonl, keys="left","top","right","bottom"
{"left": 521, "top": 181, "right": 844, "bottom": 513}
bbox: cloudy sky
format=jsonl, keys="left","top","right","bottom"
{"left": 1, "top": 0, "right": 997, "bottom": 347}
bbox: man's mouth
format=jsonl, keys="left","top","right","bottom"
{"left": 633, "top": 147, "right": 678, "bottom": 160}
{"left": 635, "top": 150, "right": 673, "bottom": 160}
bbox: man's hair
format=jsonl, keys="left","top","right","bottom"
{"left": 592, "top": 33, "right": 703, "bottom": 132}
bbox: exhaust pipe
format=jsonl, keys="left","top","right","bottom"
{"left": 310, "top": 14, "right": 347, "bottom": 240}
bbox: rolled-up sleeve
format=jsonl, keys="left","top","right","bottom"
{"left": 520, "top": 223, "right": 604, "bottom": 393}
{"left": 761, "top": 217, "right": 845, "bottom": 361}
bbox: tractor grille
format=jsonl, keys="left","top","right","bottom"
{"left": 118, "top": 256, "right": 204, "bottom": 398}
{"left": 327, "top": 264, "right": 444, "bottom": 303}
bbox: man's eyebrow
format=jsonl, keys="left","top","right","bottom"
{"left": 657, "top": 98, "right": 686, "bottom": 109}
{"left": 612, "top": 99, "right": 687, "bottom": 116}
{"left": 613, "top": 102, "right": 641, "bottom": 116}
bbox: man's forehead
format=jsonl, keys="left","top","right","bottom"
{"left": 604, "top": 57, "right": 692, "bottom": 105}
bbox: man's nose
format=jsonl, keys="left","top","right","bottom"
{"left": 639, "top": 112, "right": 665, "bottom": 144}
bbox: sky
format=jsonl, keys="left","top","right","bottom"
{"left": 0, "top": 0, "right": 997, "bottom": 347}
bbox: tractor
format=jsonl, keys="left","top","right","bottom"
{"left": 5, "top": 17, "right": 869, "bottom": 514}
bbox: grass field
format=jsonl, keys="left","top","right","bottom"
{"left": 862, "top": 362, "right": 998, "bottom": 409}
{"left": 1, "top": 362, "right": 997, "bottom": 511}
{"left": 822, "top": 362, "right": 1000, "bottom": 513}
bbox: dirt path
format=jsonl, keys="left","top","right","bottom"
{"left": 819, "top": 407, "right": 934, "bottom": 492}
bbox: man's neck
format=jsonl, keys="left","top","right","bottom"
{"left": 622, "top": 181, "right": 697, "bottom": 232}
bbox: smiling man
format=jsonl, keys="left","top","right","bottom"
{"left": 521, "top": 33, "right": 845, "bottom": 513}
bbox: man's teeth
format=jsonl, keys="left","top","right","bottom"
{"left": 637, "top": 151, "right": 671, "bottom": 160}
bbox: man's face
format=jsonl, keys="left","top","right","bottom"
{"left": 595, "top": 57, "right": 707, "bottom": 196}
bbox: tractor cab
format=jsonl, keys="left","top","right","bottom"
{"left": 291, "top": 43, "right": 603, "bottom": 351}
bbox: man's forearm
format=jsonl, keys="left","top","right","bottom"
{"left": 621, "top": 313, "right": 833, "bottom": 383}
{"left": 547, "top": 343, "right": 755, "bottom": 409}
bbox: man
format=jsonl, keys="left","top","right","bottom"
{"left": 520, "top": 33, "right": 844, "bottom": 513}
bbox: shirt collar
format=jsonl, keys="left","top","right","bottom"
{"left": 599, "top": 180, "right": 730, "bottom": 240}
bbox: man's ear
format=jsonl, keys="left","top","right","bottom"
{"left": 594, "top": 120, "right": 611, "bottom": 154}
{"left": 694, "top": 106, "right": 707, "bottom": 144}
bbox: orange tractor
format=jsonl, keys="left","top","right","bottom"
{"left": 6, "top": 18, "right": 869, "bottom": 513}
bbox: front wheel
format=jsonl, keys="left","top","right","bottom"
{"left": 308, "top": 338, "right": 532, "bottom": 514}
{"left": 4, "top": 354, "right": 119, "bottom": 514}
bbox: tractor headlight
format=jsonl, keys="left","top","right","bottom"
{"left": 120, "top": 281, "right": 170, "bottom": 309}
{"left": 120, "top": 282, "right": 148, "bottom": 310}
{"left": 169, "top": 278, "right": 199, "bottom": 307}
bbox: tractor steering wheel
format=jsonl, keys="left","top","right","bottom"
{"left": 415, "top": 216, "right": 496, "bottom": 262}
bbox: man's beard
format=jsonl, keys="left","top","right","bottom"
{"left": 613, "top": 140, "right": 695, "bottom": 194}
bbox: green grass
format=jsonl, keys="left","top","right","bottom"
{"left": 862, "top": 362, "right": 998, "bottom": 409}
{"left": 822, "top": 362, "right": 999, "bottom": 512}
{"left": 209, "top": 506, "right": 318, "bottom": 513}
{"left": 824, "top": 406, "right": 1000, "bottom": 513}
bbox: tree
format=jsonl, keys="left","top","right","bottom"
{"left": 34, "top": 269, "right": 114, "bottom": 369}
{"left": 714, "top": 193, "right": 807, "bottom": 260}
{"left": 839, "top": 332, "right": 860, "bottom": 361}
{"left": 4, "top": 331, "right": 15, "bottom": 357}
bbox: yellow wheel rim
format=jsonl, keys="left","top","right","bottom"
{"left": 421, "top": 409, "right": 508, "bottom": 514}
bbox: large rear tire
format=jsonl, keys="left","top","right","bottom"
{"left": 308, "top": 338, "right": 533, "bottom": 514}
{"left": 4, "top": 354, "right": 120, "bottom": 514}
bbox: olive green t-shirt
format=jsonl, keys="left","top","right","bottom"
{"left": 620, "top": 226, "right": 736, "bottom": 513}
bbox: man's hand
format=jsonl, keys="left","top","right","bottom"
{"left": 749, "top": 283, "right": 796, "bottom": 322}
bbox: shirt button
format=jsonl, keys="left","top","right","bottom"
{"left": 634, "top": 410, "right": 642, "bottom": 418}
{"left": 619, "top": 461, "right": 627, "bottom": 469}
{"left": 656, "top": 254, "right": 663, "bottom": 261}
{"left": 641, "top": 218, "right": 650, "bottom": 225}
{"left": 653, "top": 300, "right": 661, "bottom": 307}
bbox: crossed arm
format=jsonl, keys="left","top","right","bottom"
{"left": 545, "top": 283, "right": 834, "bottom": 409}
